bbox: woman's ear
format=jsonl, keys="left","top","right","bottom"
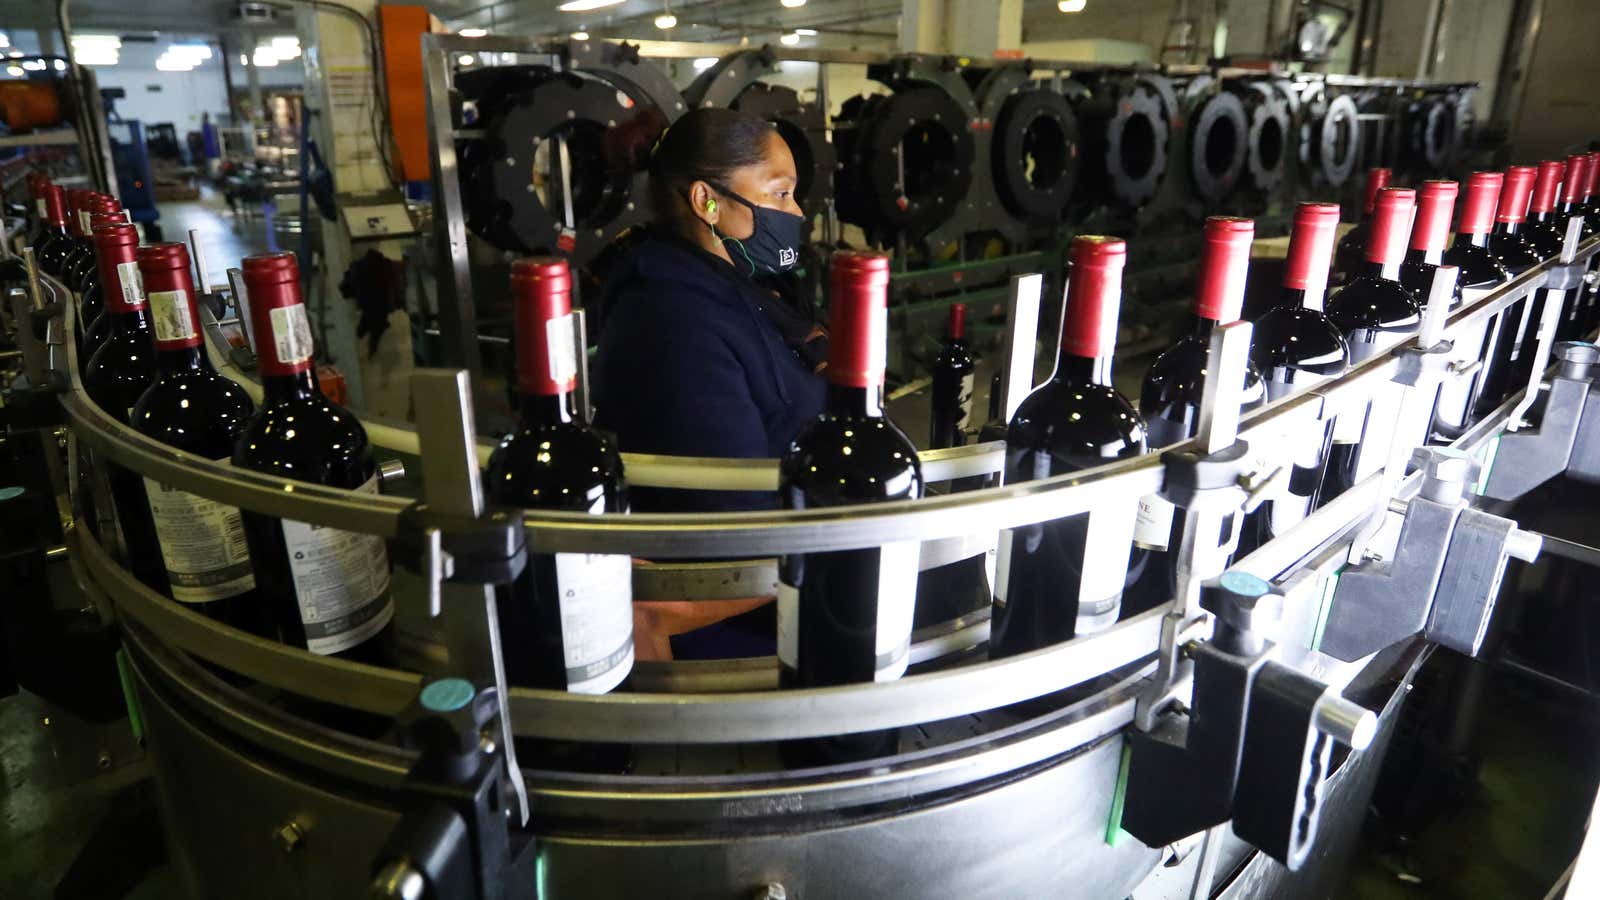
{"left": 688, "top": 181, "right": 719, "bottom": 228}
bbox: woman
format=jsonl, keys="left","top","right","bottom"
{"left": 594, "top": 108, "right": 827, "bottom": 657}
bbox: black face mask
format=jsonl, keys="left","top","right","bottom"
{"left": 708, "top": 183, "right": 805, "bottom": 276}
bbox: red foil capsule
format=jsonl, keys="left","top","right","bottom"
{"left": 510, "top": 257, "right": 576, "bottom": 397}
{"left": 1195, "top": 216, "right": 1254, "bottom": 323}
{"left": 1364, "top": 187, "right": 1416, "bottom": 266}
{"left": 947, "top": 302, "right": 967, "bottom": 340}
{"left": 1531, "top": 161, "right": 1566, "bottom": 215}
{"left": 827, "top": 250, "right": 892, "bottom": 388}
{"left": 1410, "top": 181, "right": 1458, "bottom": 253}
{"left": 1361, "top": 168, "right": 1393, "bottom": 216}
{"left": 1061, "top": 235, "right": 1127, "bottom": 360}
{"left": 40, "top": 185, "right": 67, "bottom": 228}
{"left": 1584, "top": 151, "right": 1600, "bottom": 201}
{"left": 1564, "top": 154, "right": 1591, "bottom": 205}
{"left": 241, "top": 252, "right": 315, "bottom": 377}
{"left": 137, "top": 243, "right": 203, "bottom": 352}
{"left": 1284, "top": 202, "right": 1341, "bottom": 291}
{"left": 1496, "top": 166, "right": 1537, "bottom": 224}
{"left": 1458, "top": 172, "right": 1502, "bottom": 236}
{"left": 92, "top": 224, "right": 144, "bottom": 314}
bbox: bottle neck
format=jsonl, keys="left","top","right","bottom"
{"left": 1355, "top": 259, "right": 1402, "bottom": 281}
{"left": 1494, "top": 220, "right": 1522, "bottom": 237}
{"left": 519, "top": 391, "right": 576, "bottom": 426}
{"left": 827, "top": 382, "right": 884, "bottom": 417}
{"left": 1055, "top": 352, "right": 1114, "bottom": 387}
{"left": 111, "top": 308, "right": 150, "bottom": 335}
{"left": 157, "top": 344, "right": 210, "bottom": 376}
{"left": 1277, "top": 286, "right": 1320, "bottom": 313}
{"left": 1454, "top": 230, "right": 1491, "bottom": 249}
{"left": 1190, "top": 314, "right": 1218, "bottom": 340}
{"left": 262, "top": 368, "right": 320, "bottom": 404}
{"left": 1404, "top": 247, "right": 1443, "bottom": 267}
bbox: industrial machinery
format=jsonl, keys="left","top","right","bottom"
{"left": 4, "top": 188, "right": 1597, "bottom": 896}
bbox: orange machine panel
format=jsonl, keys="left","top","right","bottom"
{"left": 379, "top": 5, "right": 434, "bottom": 183}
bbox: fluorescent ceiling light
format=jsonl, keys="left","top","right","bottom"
{"left": 459, "top": 28, "right": 487, "bottom": 37}
{"left": 53, "top": 59, "right": 66, "bottom": 71}
{"left": 270, "top": 36, "right": 300, "bottom": 59}
{"left": 571, "top": 31, "right": 590, "bottom": 40}
{"left": 155, "top": 56, "right": 194, "bottom": 72}
{"left": 795, "top": 28, "right": 817, "bottom": 35}
{"left": 5, "top": 66, "right": 21, "bottom": 77}
{"left": 557, "top": 0, "right": 625, "bottom": 11}
{"left": 780, "top": 32, "right": 800, "bottom": 45}
{"left": 167, "top": 43, "right": 213, "bottom": 62}
{"left": 0, "top": 33, "right": 10, "bottom": 49}
{"left": 21, "top": 59, "right": 44, "bottom": 71}
{"left": 8, "top": 51, "right": 22, "bottom": 58}
{"left": 1057, "top": 0, "right": 1087, "bottom": 11}
{"left": 458, "top": 54, "right": 475, "bottom": 65}
{"left": 693, "top": 56, "right": 718, "bottom": 70}
{"left": 76, "top": 52, "right": 120, "bottom": 66}
{"left": 781, "top": 0, "right": 807, "bottom": 7}
{"left": 72, "top": 34, "right": 122, "bottom": 48}
{"left": 240, "top": 53, "right": 249, "bottom": 65}
{"left": 654, "top": 13, "right": 677, "bottom": 29}
{"left": 252, "top": 48, "right": 279, "bottom": 67}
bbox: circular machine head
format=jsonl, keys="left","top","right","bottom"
{"left": 1242, "top": 83, "right": 1292, "bottom": 193}
{"left": 1311, "top": 93, "right": 1360, "bottom": 188}
{"left": 1188, "top": 90, "right": 1248, "bottom": 203}
{"left": 1100, "top": 81, "right": 1171, "bottom": 208}
{"left": 836, "top": 85, "right": 976, "bottom": 242}
{"left": 729, "top": 81, "right": 836, "bottom": 219}
{"left": 1413, "top": 94, "right": 1463, "bottom": 173}
{"left": 992, "top": 86, "right": 1082, "bottom": 222}
{"left": 469, "top": 71, "right": 652, "bottom": 265}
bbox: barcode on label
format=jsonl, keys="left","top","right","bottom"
{"left": 149, "top": 289, "right": 196, "bottom": 342}
{"left": 545, "top": 312, "right": 578, "bottom": 385}
{"left": 115, "top": 261, "right": 145, "bottom": 309}
{"left": 270, "top": 303, "right": 314, "bottom": 366}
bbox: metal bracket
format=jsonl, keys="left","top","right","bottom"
{"left": 1481, "top": 342, "right": 1596, "bottom": 501}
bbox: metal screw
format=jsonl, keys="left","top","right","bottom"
{"left": 755, "top": 884, "right": 787, "bottom": 900}
{"left": 372, "top": 861, "right": 426, "bottom": 900}
{"left": 96, "top": 750, "right": 112, "bottom": 770}
{"left": 479, "top": 728, "right": 498, "bottom": 756}
{"left": 274, "top": 821, "right": 306, "bottom": 853}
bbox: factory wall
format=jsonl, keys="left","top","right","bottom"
{"left": 1508, "top": 0, "right": 1600, "bottom": 160}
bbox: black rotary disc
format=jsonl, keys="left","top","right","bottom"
{"left": 1315, "top": 93, "right": 1360, "bottom": 187}
{"left": 992, "top": 86, "right": 1081, "bottom": 222}
{"left": 1101, "top": 83, "right": 1170, "bottom": 208}
{"left": 836, "top": 85, "right": 975, "bottom": 240}
{"left": 1188, "top": 91, "right": 1248, "bottom": 203}
{"left": 1243, "top": 84, "right": 1291, "bottom": 193}
{"left": 729, "top": 81, "right": 836, "bottom": 216}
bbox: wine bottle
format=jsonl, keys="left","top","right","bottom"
{"left": 1324, "top": 187, "right": 1421, "bottom": 499}
{"left": 1526, "top": 160, "right": 1569, "bottom": 261}
{"left": 1488, "top": 166, "right": 1541, "bottom": 273}
{"left": 485, "top": 258, "right": 633, "bottom": 693}
{"left": 1332, "top": 167, "right": 1392, "bottom": 287}
{"left": 1580, "top": 152, "right": 1600, "bottom": 334}
{"left": 33, "top": 185, "right": 75, "bottom": 277}
{"left": 1129, "top": 217, "right": 1264, "bottom": 614}
{"left": 23, "top": 172, "right": 53, "bottom": 248}
{"left": 80, "top": 211, "right": 133, "bottom": 363}
{"left": 1242, "top": 202, "right": 1348, "bottom": 549}
{"left": 990, "top": 236, "right": 1146, "bottom": 657}
{"left": 1433, "top": 174, "right": 1514, "bottom": 438}
{"left": 232, "top": 252, "right": 394, "bottom": 660}
{"left": 778, "top": 250, "right": 922, "bottom": 761}
{"left": 1399, "top": 181, "right": 1462, "bottom": 304}
{"left": 1571, "top": 152, "right": 1598, "bottom": 235}
{"left": 65, "top": 197, "right": 121, "bottom": 295}
{"left": 125, "top": 242, "right": 261, "bottom": 627}
{"left": 929, "top": 302, "right": 976, "bottom": 450}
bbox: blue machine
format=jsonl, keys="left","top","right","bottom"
{"left": 100, "top": 88, "right": 162, "bottom": 240}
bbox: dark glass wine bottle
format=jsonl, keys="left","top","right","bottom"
{"left": 50, "top": 189, "right": 95, "bottom": 281}
{"left": 929, "top": 302, "right": 976, "bottom": 450}
{"left": 990, "top": 236, "right": 1146, "bottom": 658}
{"left": 125, "top": 242, "right": 262, "bottom": 628}
{"left": 486, "top": 257, "right": 633, "bottom": 693}
{"left": 1399, "top": 181, "right": 1461, "bottom": 304}
{"left": 232, "top": 252, "right": 394, "bottom": 661}
{"left": 1579, "top": 152, "right": 1600, "bottom": 334}
{"left": 33, "top": 185, "right": 75, "bottom": 278}
{"left": 1434, "top": 174, "right": 1514, "bottom": 438}
{"left": 1324, "top": 187, "right": 1422, "bottom": 499}
{"left": 1242, "top": 202, "right": 1348, "bottom": 549}
{"left": 80, "top": 211, "right": 133, "bottom": 364}
{"left": 23, "top": 172, "right": 53, "bottom": 248}
{"left": 1332, "top": 167, "right": 1392, "bottom": 287}
{"left": 1488, "top": 166, "right": 1541, "bottom": 273}
{"left": 65, "top": 197, "right": 121, "bottom": 295}
{"left": 779, "top": 250, "right": 923, "bottom": 762}
{"left": 1129, "top": 217, "right": 1264, "bottom": 614}
{"left": 1569, "top": 152, "right": 1598, "bottom": 236}
{"left": 1526, "top": 159, "right": 1570, "bottom": 262}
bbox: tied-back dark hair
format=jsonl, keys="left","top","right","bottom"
{"left": 605, "top": 106, "right": 776, "bottom": 233}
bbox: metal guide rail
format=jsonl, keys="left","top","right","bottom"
{"left": 9, "top": 228, "right": 1600, "bottom": 897}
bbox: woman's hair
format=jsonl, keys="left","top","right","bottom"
{"left": 606, "top": 106, "right": 776, "bottom": 231}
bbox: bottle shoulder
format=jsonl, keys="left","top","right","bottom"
{"left": 1250, "top": 307, "right": 1349, "bottom": 372}
{"left": 1440, "top": 243, "right": 1511, "bottom": 288}
{"left": 486, "top": 421, "right": 626, "bottom": 511}
{"left": 84, "top": 331, "right": 158, "bottom": 387}
{"left": 131, "top": 370, "right": 257, "bottom": 454}
{"left": 780, "top": 413, "right": 923, "bottom": 505}
{"left": 1007, "top": 379, "right": 1146, "bottom": 466}
{"left": 933, "top": 341, "right": 976, "bottom": 371}
{"left": 1327, "top": 277, "right": 1421, "bottom": 330}
{"left": 1140, "top": 336, "right": 1265, "bottom": 413}
{"left": 233, "top": 394, "right": 375, "bottom": 484}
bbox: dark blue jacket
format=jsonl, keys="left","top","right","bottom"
{"left": 593, "top": 235, "right": 826, "bottom": 512}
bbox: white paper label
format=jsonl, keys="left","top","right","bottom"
{"left": 115, "top": 260, "right": 145, "bottom": 309}
{"left": 35, "top": 198, "right": 45, "bottom": 218}
{"left": 1133, "top": 494, "right": 1176, "bottom": 551}
{"left": 143, "top": 466, "right": 256, "bottom": 603}
{"left": 552, "top": 552, "right": 635, "bottom": 694}
{"left": 149, "top": 289, "right": 196, "bottom": 343}
{"left": 270, "top": 303, "right": 314, "bottom": 367}
{"left": 777, "top": 579, "right": 798, "bottom": 669}
{"left": 873, "top": 540, "right": 920, "bottom": 681}
{"left": 77, "top": 210, "right": 91, "bottom": 233}
{"left": 280, "top": 475, "right": 393, "bottom": 655}
{"left": 544, "top": 312, "right": 578, "bottom": 385}
{"left": 1078, "top": 506, "right": 1135, "bottom": 633}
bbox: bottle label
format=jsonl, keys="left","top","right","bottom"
{"left": 77, "top": 210, "right": 92, "bottom": 234}
{"left": 148, "top": 289, "right": 197, "bottom": 344}
{"left": 1078, "top": 506, "right": 1134, "bottom": 633}
{"left": 142, "top": 467, "right": 256, "bottom": 603}
{"left": 270, "top": 303, "right": 314, "bottom": 368}
{"left": 993, "top": 529, "right": 1014, "bottom": 610}
{"left": 35, "top": 198, "right": 45, "bottom": 218}
{"left": 280, "top": 475, "right": 393, "bottom": 655}
{"left": 544, "top": 312, "right": 578, "bottom": 386}
{"left": 552, "top": 552, "right": 635, "bottom": 694}
{"left": 777, "top": 577, "right": 798, "bottom": 670}
{"left": 115, "top": 261, "right": 145, "bottom": 310}
{"left": 873, "top": 540, "right": 919, "bottom": 681}
{"left": 955, "top": 373, "right": 974, "bottom": 430}
{"left": 1133, "top": 494, "right": 1175, "bottom": 551}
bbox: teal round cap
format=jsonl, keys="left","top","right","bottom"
{"left": 420, "top": 677, "right": 476, "bottom": 712}
{"left": 1219, "top": 571, "right": 1272, "bottom": 598}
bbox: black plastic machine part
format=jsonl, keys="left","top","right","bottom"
{"left": 1240, "top": 82, "right": 1291, "bottom": 194}
{"left": 834, "top": 83, "right": 976, "bottom": 243}
{"left": 991, "top": 85, "right": 1081, "bottom": 222}
{"left": 1302, "top": 91, "right": 1360, "bottom": 187}
{"left": 371, "top": 679, "right": 538, "bottom": 900}
{"left": 1122, "top": 571, "right": 1356, "bottom": 870}
{"left": 1188, "top": 89, "right": 1248, "bottom": 203}
{"left": 393, "top": 502, "right": 530, "bottom": 588}
{"left": 1076, "top": 76, "right": 1172, "bottom": 208}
